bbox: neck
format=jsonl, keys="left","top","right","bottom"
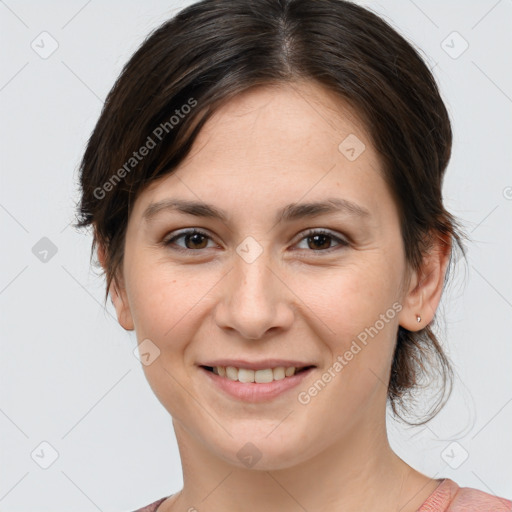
{"left": 164, "top": 414, "right": 439, "bottom": 512}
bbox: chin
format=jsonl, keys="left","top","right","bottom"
{"left": 212, "top": 428, "right": 316, "bottom": 471}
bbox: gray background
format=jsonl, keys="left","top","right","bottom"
{"left": 1, "top": 0, "right": 511, "bottom": 510}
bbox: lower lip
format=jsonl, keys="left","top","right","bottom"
{"left": 200, "top": 366, "right": 315, "bottom": 403}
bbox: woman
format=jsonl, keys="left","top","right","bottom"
{"left": 74, "top": 0, "right": 511, "bottom": 510}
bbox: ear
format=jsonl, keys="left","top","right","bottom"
{"left": 398, "top": 232, "right": 451, "bottom": 331}
{"left": 97, "top": 242, "right": 135, "bottom": 331}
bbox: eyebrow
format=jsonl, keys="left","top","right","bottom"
{"left": 143, "top": 197, "right": 371, "bottom": 225}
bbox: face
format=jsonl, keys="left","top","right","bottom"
{"left": 111, "top": 81, "right": 417, "bottom": 470}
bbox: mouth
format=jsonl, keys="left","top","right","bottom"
{"left": 198, "top": 363, "right": 316, "bottom": 402}
{"left": 200, "top": 364, "right": 315, "bottom": 383}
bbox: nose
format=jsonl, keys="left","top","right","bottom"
{"left": 214, "top": 244, "right": 295, "bottom": 340}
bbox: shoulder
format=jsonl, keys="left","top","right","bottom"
{"left": 450, "top": 486, "right": 512, "bottom": 512}
{"left": 130, "top": 496, "right": 168, "bottom": 512}
{"left": 418, "top": 478, "right": 512, "bottom": 512}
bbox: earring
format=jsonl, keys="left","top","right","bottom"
{"left": 416, "top": 315, "right": 421, "bottom": 323}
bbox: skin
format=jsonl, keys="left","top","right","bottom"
{"left": 99, "top": 80, "right": 451, "bottom": 512}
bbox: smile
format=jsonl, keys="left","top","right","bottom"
{"left": 202, "top": 365, "right": 313, "bottom": 383}
{"left": 199, "top": 364, "right": 316, "bottom": 402}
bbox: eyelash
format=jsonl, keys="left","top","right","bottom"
{"left": 162, "top": 228, "right": 349, "bottom": 255}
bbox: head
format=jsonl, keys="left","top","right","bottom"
{"left": 74, "top": 0, "right": 465, "bottom": 469}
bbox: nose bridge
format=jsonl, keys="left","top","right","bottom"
{"left": 233, "top": 234, "right": 275, "bottom": 305}
{"left": 215, "top": 234, "right": 293, "bottom": 339}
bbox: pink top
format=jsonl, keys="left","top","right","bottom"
{"left": 132, "top": 478, "right": 512, "bottom": 512}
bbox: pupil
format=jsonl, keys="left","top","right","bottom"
{"left": 187, "top": 233, "right": 207, "bottom": 249}
{"left": 309, "top": 234, "right": 330, "bottom": 250}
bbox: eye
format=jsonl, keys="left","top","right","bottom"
{"left": 163, "top": 229, "right": 217, "bottom": 252}
{"left": 294, "top": 228, "right": 349, "bottom": 254}
{"left": 162, "top": 228, "right": 349, "bottom": 255}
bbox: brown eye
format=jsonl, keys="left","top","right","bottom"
{"left": 164, "top": 229, "right": 214, "bottom": 251}
{"left": 295, "top": 229, "right": 349, "bottom": 253}
{"left": 307, "top": 233, "right": 331, "bottom": 250}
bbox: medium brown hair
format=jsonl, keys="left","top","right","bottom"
{"left": 74, "top": 0, "right": 466, "bottom": 425}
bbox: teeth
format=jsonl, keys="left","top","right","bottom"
{"left": 273, "top": 367, "right": 285, "bottom": 380}
{"left": 238, "top": 368, "right": 255, "bottom": 383}
{"left": 255, "top": 368, "right": 273, "bottom": 383}
{"left": 226, "top": 366, "right": 238, "bottom": 381}
{"left": 213, "top": 365, "right": 302, "bottom": 383}
{"left": 285, "top": 366, "right": 296, "bottom": 377}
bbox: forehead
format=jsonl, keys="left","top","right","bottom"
{"left": 181, "top": 81, "right": 374, "bottom": 170}
{"left": 133, "top": 81, "right": 393, "bottom": 225}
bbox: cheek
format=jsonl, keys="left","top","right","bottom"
{"left": 295, "top": 258, "right": 402, "bottom": 393}
{"left": 126, "top": 263, "right": 211, "bottom": 420}
{"left": 297, "top": 257, "right": 402, "bottom": 336}
{"left": 127, "top": 243, "right": 403, "bottom": 349}
{"left": 127, "top": 257, "right": 209, "bottom": 341}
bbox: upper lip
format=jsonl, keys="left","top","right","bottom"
{"left": 198, "top": 359, "right": 316, "bottom": 371}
